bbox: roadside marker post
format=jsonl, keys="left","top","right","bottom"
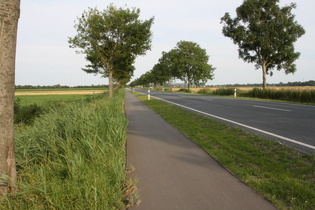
{"left": 234, "top": 88, "right": 237, "bottom": 97}
{"left": 148, "top": 90, "right": 150, "bottom": 100}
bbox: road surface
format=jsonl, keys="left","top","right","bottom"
{"left": 133, "top": 89, "right": 315, "bottom": 154}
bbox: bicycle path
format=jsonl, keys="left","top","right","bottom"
{"left": 125, "top": 91, "right": 276, "bottom": 210}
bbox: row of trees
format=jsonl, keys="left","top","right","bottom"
{"left": 131, "top": 0, "right": 305, "bottom": 89}
{"left": 130, "top": 41, "right": 215, "bottom": 90}
{"left": 210, "top": 80, "right": 315, "bottom": 87}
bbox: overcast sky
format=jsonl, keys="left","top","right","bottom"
{"left": 16, "top": 0, "right": 314, "bottom": 86}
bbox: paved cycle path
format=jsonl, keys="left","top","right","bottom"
{"left": 125, "top": 91, "right": 276, "bottom": 210}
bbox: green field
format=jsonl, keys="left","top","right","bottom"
{"left": 16, "top": 94, "right": 92, "bottom": 106}
{"left": 15, "top": 87, "right": 108, "bottom": 92}
{"left": 15, "top": 88, "right": 107, "bottom": 105}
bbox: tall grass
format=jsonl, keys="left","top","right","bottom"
{"left": 197, "top": 87, "right": 315, "bottom": 103}
{"left": 241, "top": 88, "right": 315, "bottom": 103}
{"left": 2, "top": 90, "right": 132, "bottom": 209}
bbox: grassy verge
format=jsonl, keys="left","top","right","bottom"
{"left": 1, "top": 90, "right": 134, "bottom": 209}
{"left": 136, "top": 94, "right": 314, "bottom": 210}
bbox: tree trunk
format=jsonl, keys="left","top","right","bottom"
{"left": 0, "top": 0, "right": 20, "bottom": 195}
{"left": 262, "top": 63, "right": 267, "bottom": 89}
{"left": 169, "top": 77, "right": 172, "bottom": 90}
{"left": 108, "top": 70, "right": 113, "bottom": 98}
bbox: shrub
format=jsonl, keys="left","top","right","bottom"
{"left": 14, "top": 98, "right": 45, "bottom": 125}
{"left": 197, "top": 88, "right": 212, "bottom": 95}
{"left": 177, "top": 88, "right": 192, "bottom": 93}
{"left": 212, "top": 88, "right": 235, "bottom": 96}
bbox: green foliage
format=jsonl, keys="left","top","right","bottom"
{"left": 129, "top": 41, "right": 216, "bottom": 90}
{"left": 3, "top": 90, "right": 133, "bottom": 209}
{"left": 241, "top": 88, "right": 315, "bottom": 103}
{"left": 212, "top": 88, "right": 236, "bottom": 96}
{"left": 197, "top": 88, "right": 212, "bottom": 95}
{"left": 137, "top": 95, "right": 315, "bottom": 210}
{"left": 177, "top": 88, "right": 192, "bottom": 93}
{"left": 14, "top": 98, "right": 45, "bottom": 125}
{"left": 197, "top": 88, "right": 236, "bottom": 96}
{"left": 169, "top": 41, "right": 215, "bottom": 89}
{"left": 221, "top": 0, "right": 305, "bottom": 88}
{"left": 69, "top": 4, "right": 154, "bottom": 95}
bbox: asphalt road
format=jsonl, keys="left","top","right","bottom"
{"left": 126, "top": 91, "right": 276, "bottom": 209}
{"left": 132, "top": 89, "right": 315, "bottom": 154}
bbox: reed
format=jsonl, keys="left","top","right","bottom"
{"left": 2, "top": 90, "right": 132, "bottom": 209}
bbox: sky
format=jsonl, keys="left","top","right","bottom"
{"left": 16, "top": 0, "right": 314, "bottom": 86}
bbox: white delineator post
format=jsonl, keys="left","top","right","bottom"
{"left": 234, "top": 88, "right": 237, "bottom": 97}
{"left": 148, "top": 90, "right": 150, "bottom": 100}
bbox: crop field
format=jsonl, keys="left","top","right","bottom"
{"left": 15, "top": 89, "right": 106, "bottom": 105}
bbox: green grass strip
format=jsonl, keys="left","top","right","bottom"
{"left": 136, "top": 94, "right": 315, "bottom": 210}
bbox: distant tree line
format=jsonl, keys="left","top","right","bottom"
{"left": 209, "top": 80, "right": 315, "bottom": 87}
{"left": 15, "top": 84, "right": 109, "bottom": 89}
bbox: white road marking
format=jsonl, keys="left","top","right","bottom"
{"left": 151, "top": 95, "right": 315, "bottom": 151}
{"left": 253, "top": 105, "right": 291, "bottom": 112}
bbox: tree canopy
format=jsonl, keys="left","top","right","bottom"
{"left": 130, "top": 41, "right": 215, "bottom": 89}
{"left": 68, "top": 4, "right": 154, "bottom": 97}
{"left": 171, "top": 41, "right": 215, "bottom": 89}
{"left": 221, "top": 0, "right": 305, "bottom": 88}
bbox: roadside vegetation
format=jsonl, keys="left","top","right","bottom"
{"left": 141, "top": 86, "right": 315, "bottom": 105}
{"left": 135, "top": 93, "right": 315, "bottom": 210}
{"left": 197, "top": 87, "right": 315, "bottom": 104}
{"left": 1, "top": 90, "right": 134, "bottom": 209}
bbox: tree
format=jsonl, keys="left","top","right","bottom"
{"left": 221, "top": 0, "right": 305, "bottom": 88}
{"left": 171, "top": 41, "right": 215, "bottom": 90}
{"left": 152, "top": 50, "right": 178, "bottom": 89}
{"left": 69, "top": 4, "right": 154, "bottom": 97}
{"left": 112, "top": 53, "right": 135, "bottom": 88}
{"left": 151, "top": 63, "right": 169, "bottom": 88}
{"left": 0, "top": 0, "right": 20, "bottom": 194}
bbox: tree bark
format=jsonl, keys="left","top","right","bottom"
{"left": 108, "top": 70, "right": 113, "bottom": 98}
{"left": 0, "top": 0, "right": 20, "bottom": 195}
{"left": 262, "top": 62, "right": 267, "bottom": 89}
{"left": 169, "top": 77, "right": 172, "bottom": 90}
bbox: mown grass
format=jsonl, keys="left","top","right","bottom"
{"left": 1, "top": 90, "right": 134, "bottom": 209}
{"left": 136, "top": 94, "right": 315, "bottom": 210}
